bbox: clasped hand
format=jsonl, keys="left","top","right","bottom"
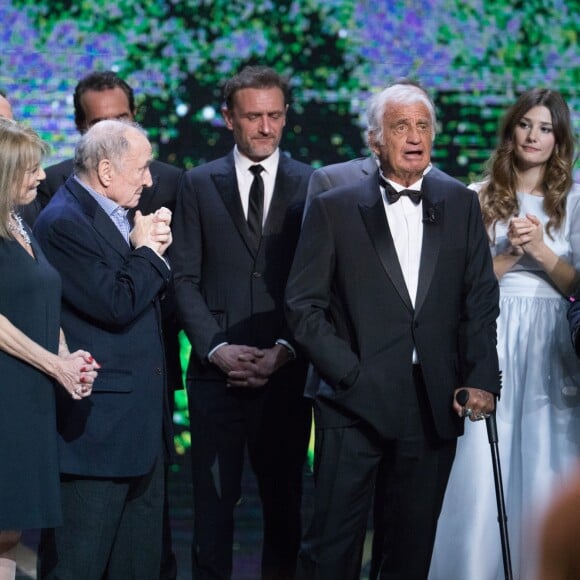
{"left": 57, "top": 350, "right": 100, "bottom": 400}
{"left": 507, "top": 213, "right": 544, "bottom": 258}
{"left": 130, "top": 207, "right": 173, "bottom": 255}
{"left": 211, "top": 344, "right": 290, "bottom": 388}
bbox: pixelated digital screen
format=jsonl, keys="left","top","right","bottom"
{"left": 2, "top": 0, "right": 578, "bottom": 453}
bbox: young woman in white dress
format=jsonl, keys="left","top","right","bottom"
{"left": 429, "top": 88, "right": 579, "bottom": 580}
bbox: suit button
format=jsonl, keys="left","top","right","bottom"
{"left": 414, "top": 322, "right": 419, "bottom": 329}
{"left": 154, "top": 367, "right": 162, "bottom": 375}
{"left": 252, "top": 271, "right": 262, "bottom": 278}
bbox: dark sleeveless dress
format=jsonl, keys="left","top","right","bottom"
{"left": 0, "top": 230, "right": 62, "bottom": 529}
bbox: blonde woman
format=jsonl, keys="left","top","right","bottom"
{"left": 0, "top": 119, "right": 98, "bottom": 580}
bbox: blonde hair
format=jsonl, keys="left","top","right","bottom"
{"left": 0, "top": 118, "right": 49, "bottom": 239}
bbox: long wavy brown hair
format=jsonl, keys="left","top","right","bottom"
{"left": 479, "top": 89, "right": 575, "bottom": 239}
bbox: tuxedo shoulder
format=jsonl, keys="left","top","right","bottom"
{"left": 316, "top": 176, "right": 372, "bottom": 206}
{"left": 185, "top": 155, "right": 230, "bottom": 177}
{"left": 280, "top": 153, "right": 314, "bottom": 175}
{"left": 314, "top": 157, "right": 369, "bottom": 175}
{"left": 150, "top": 159, "right": 184, "bottom": 178}
{"left": 44, "top": 158, "right": 74, "bottom": 176}
{"left": 426, "top": 166, "right": 469, "bottom": 191}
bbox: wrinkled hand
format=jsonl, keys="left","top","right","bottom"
{"left": 508, "top": 214, "right": 544, "bottom": 258}
{"left": 130, "top": 208, "right": 172, "bottom": 255}
{"left": 211, "top": 344, "right": 267, "bottom": 388}
{"left": 151, "top": 207, "right": 173, "bottom": 255}
{"left": 55, "top": 350, "right": 99, "bottom": 400}
{"left": 453, "top": 387, "right": 495, "bottom": 422}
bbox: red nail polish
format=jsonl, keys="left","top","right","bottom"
{"left": 87, "top": 355, "right": 94, "bottom": 362}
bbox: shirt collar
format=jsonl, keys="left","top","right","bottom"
{"left": 233, "top": 146, "right": 280, "bottom": 176}
{"left": 380, "top": 163, "right": 432, "bottom": 192}
{"left": 74, "top": 175, "right": 126, "bottom": 218}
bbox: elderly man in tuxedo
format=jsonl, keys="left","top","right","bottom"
{"left": 34, "top": 120, "right": 173, "bottom": 580}
{"left": 285, "top": 82, "right": 501, "bottom": 579}
{"left": 303, "top": 79, "right": 465, "bottom": 580}
{"left": 171, "top": 65, "right": 313, "bottom": 580}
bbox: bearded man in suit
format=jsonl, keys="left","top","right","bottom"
{"left": 170, "top": 65, "right": 313, "bottom": 580}
{"left": 285, "top": 82, "right": 501, "bottom": 580}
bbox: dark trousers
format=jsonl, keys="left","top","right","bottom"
{"left": 160, "top": 460, "right": 178, "bottom": 580}
{"left": 188, "top": 377, "right": 311, "bottom": 579}
{"left": 297, "top": 367, "right": 456, "bottom": 580}
{"left": 38, "top": 456, "right": 164, "bottom": 580}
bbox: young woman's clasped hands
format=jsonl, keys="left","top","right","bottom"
{"left": 508, "top": 213, "right": 543, "bottom": 255}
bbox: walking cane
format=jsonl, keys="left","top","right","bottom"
{"left": 456, "top": 390, "right": 513, "bottom": 580}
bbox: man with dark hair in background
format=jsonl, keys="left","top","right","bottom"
{"left": 23, "top": 70, "right": 184, "bottom": 580}
{"left": 21, "top": 70, "right": 183, "bottom": 226}
{"left": 171, "top": 65, "right": 313, "bottom": 579}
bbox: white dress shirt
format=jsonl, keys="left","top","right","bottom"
{"left": 233, "top": 146, "right": 279, "bottom": 225}
{"left": 380, "top": 166, "right": 432, "bottom": 363}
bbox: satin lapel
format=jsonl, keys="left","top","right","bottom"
{"left": 358, "top": 184, "right": 413, "bottom": 313}
{"left": 67, "top": 180, "right": 131, "bottom": 258}
{"left": 211, "top": 159, "right": 258, "bottom": 256}
{"left": 415, "top": 184, "right": 444, "bottom": 315}
{"left": 263, "top": 157, "right": 300, "bottom": 234}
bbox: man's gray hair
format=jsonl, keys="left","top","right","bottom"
{"left": 366, "top": 83, "right": 436, "bottom": 144}
{"left": 74, "top": 119, "right": 147, "bottom": 176}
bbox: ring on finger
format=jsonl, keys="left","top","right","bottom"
{"left": 463, "top": 407, "right": 473, "bottom": 418}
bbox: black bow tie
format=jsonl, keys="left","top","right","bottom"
{"left": 379, "top": 177, "right": 422, "bottom": 205}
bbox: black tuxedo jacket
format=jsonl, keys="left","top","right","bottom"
{"left": 25, "top": 157, "right": 185, "bottom": 391}
{"left": 171, "top": 151, "right": 313, "bottom": 384}
{"left": 305, "top": 156, "right": 377, "bottom": 212}
{"left": 34, "top": 177, "right": 172, "bottom": 477}
{"left": 286, "top": 168, "right": 500, "bottom": 440}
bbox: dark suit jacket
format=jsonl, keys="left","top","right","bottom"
{"left": 25, "top": 157, "right": 185, "bottom": 391}
{"left": 171, "top": 151, "right": 313, "bottom": 385}
{"left": 305, "top": 156, "right": 377, "bottom": 213}
{"left": 285, "top": 168, "right": 501, "bottom": 440}
{"left": 34, "top": 177, "right": 172, "bottom": 477}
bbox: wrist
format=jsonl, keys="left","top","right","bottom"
{"left": 536, "top": 245, "right": 558, "bottom": 271}
{"left": 275, "top": 340, "right": 296, "bottom": 362}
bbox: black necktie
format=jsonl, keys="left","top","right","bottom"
{"left": 248, "top": 164, "right": 265, "bottom": 241}
{"left": 379, "top": 176, "right": 422, "bottom": 205}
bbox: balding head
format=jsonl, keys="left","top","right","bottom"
{"left": 74, "top": 119, "right": 153, "bottom": 208}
